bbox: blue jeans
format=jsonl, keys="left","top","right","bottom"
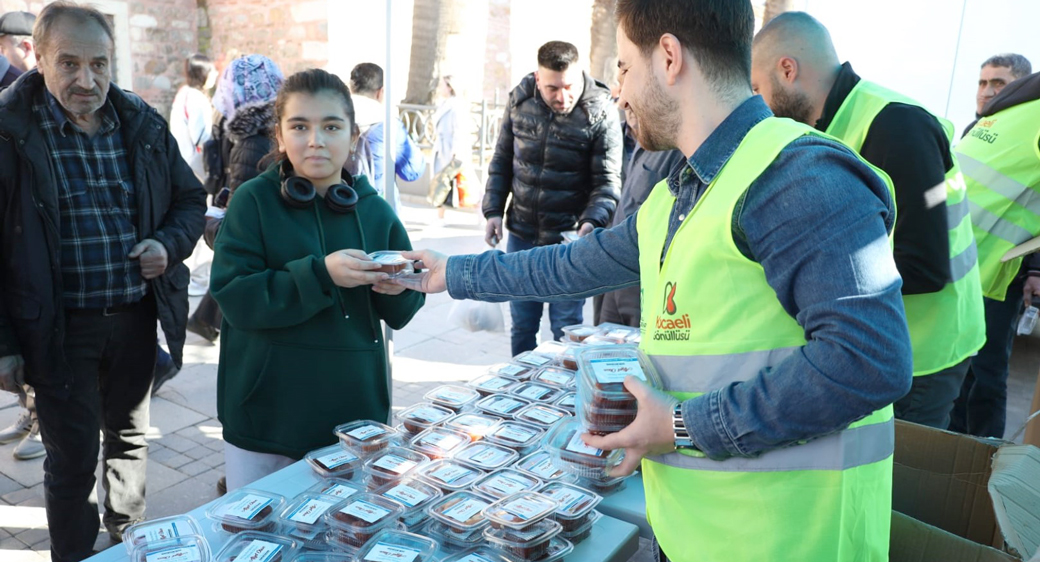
{"left": 950, "top": 274, "right": 1024, "bottom": 438}
{"left": 894, "top": 358, "right": 970, "bottom": 429}
{"left": 507, "top": 234, "right": 584, "bottom": 356}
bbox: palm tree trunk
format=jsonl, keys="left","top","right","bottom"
{"left": 589, "top": 0, "right": 618, "bottom": 86}
{"left": 404, "top": 0, "right": 488, "bottom": 105}
{"left": 762, "top": 0, "right": 793, "bottom": 26}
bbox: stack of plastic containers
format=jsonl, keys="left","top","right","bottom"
{"left": 278, "top": 492, "right": 342, "bottom": 549}
{"left": 373, "top": 477, "right": 442, "bottom": 529}
{"left": 538, "top": 481, "right": 603, "bottom": 544}
{"left": 362, "top": 447, "right": 430, "bottom": 488}
{"left": 575, "top": 345, "right": 662, "bottom": 435}
{"left": 206, "top": 488, "right": 286, "bottom": 534}
{"left": 304, "top": 444, "right": 362, "bottom": 480}
{"left": 424, "top": 490, "right": 495, "bottom": 552}
{"left": 352, "top": 529, "right": 438, "bottom": 562}
{"left": 324, "top": 493, "right": 404, "bottom": 552}
{"left": 395, "top": 402, "right": 455, "bottom": 436}
{"left": 334, "top": 421, "right": 397, "bottom": 458}
{"left": 483, "top": 420, "right": 544, "bottom": 456}
{"left": 424, "top": 385, "right": 480, "bottom": 413}
{"left": 213, "top": 532, "right": 298, "bottom": 562}
{"left": 124, "top": 515, "right": 211, "bottom": 562}
{"left": 481, "top": 492, "right": 562, "bottom": 561}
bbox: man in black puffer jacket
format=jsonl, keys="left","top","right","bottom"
{"left": 483, "top": 41, "right": 623, "bottom": 355}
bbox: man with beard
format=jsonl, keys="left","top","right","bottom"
{"left": 751, "top": 12, "right": 984, "bottom": 431}
{"left": 394, "top": 1, "right": 911, "bottom": 560}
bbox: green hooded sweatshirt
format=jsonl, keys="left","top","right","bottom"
{"left": 210, "top": 165, "right": 424, "bottom": 458}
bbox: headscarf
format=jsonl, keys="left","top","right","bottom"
{"left": 212, "top": 54, "right": 284, "bottom": 121}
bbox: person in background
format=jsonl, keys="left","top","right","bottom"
{"left": 186, "top": 55, "right": 283, "bottom": 345}
{"left": 170, "top": 54, "right": 217, "bottom": 182}
{"left": 0, "top": 3, "right": 205, "bottom": 559}
{"left": 952, "top": 68, "right": 1040, "bottom": 438}
{"left": 975, "top": 53, "right": 1031, "bottom": 117}
{"left": 349, "top": 62, "right": 426, "bottom": 201}
{"left": 483, "top": 40, "right": 623, "bottom": 355}
{"left": 750, "top": 12, "right": 985, "bottom": 430}
{"left": 210, "top": 68, "right": 424, "bottom": 490}
{"left": 594, "top": 105, "right": 684, "bottom": 327}
{"left": 0, "top": 11, "right": 34, "bottom": 86}
{"left": 429, "top": 75, "right": 471, "bottom": 218}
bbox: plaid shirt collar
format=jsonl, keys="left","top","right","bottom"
{"left": 43, "top": 88, "right": 120, "bottom": 138}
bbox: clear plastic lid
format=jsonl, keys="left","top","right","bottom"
{"left": 577, "top": 345, "right": 661, "bottom": 397}
{"left": 509, "top": 382, "right": 564, "bottom": 404}
{"left": 128, "top": 534, "right": 210, "bottom": 562}
{"left": 483, "top": 421, "right": 544, "bottom": 451}
{"left": 512, "top": 352, "right": 555, "bottom": 369}
{"left": 596, "top": 323, "right": 640, "bottom": 343}
{"left": 395, "top": 403, "right": 455, "bottom": 435}
{"left": 423, "top": 520, "right": 486, "bottom": 549}
{"left": 367, "top": 251, "right": 416, "bottom": 278}
{"left": 324, "top": 493, "right": 404, "bottom": 534}
{"left": 415, "top": 459, "right": 486, "bottom": 492}
{"left": 278, "top": 492, "right": 341, "bottom": 544}
{"left": 426, "top": 491, "right": 494, "bottom": 533}
{"left": 206, "top": 488, "right": 285, "bottom": 533}
{"left": 123, "top": 514, "right": 204, "bottom": 553}
{"left": 543, "top": 418, "right": 622, "bottom": 478}
{"left": 290, "top": 553, "right": 353, "bottom": 562}
{"left": 471, "top": 469, "right": 543, "bottom": 500}
{"left": 532, "top": 537, "right": 575, "bottom": 562}
{"left": 481, "top": 519, "right": 562, "bottom": 560}
{"left": 467, "top": 373, "right": 521, "bottom": 396}
{"left": 443, "top": 413, "right": 498, "bottom": 441}
{"left": 213, "top": 531, "right": 298, "bottom": 562}
{"left": 561, "top": 324, "right": 603, "bottom": 342}
{"left": 453, "top": 442, "right": 519, "bottom": 471}
{"left": 482, "top": 492, "right": 559, "bottom": 530}
{"left": 353, "top": 529, "right": 438, "bottom": 562}
{"left": 557, "top": 509, "right": 601, "bottom": 540}
{"left": 513, "top": 404, "right": 570, "bottom": 428}
{"left": 304, "top": 444, "right": 362, "bottom": 480}
{"left": 553, "top": 392, "right": 576, "bottom": 412}
{"left": 579, "top": 334, "right": 621, "bottom": 347}
{"left": 473, "top": 394, "right": 531, "bottom": 418}
{"left": 488, "top": 363, "right": 536, "bottom": 380}
{"left": 374, "top": 477, "right": 441, "bottom": 516}
{"left": 532, "top": 341, "right": 569, "bottom": 358}
{"left": 424, "top": 385, "right": 480, "bottom": 412}
{"left": 575, "top": 389, "right": 637, "bottom": 434}
{"left": 333, "top": 420, "right": 397, "bottom": 456}
{"left": 407, "top": 427, "right": 470, "bottom": 459}
{"left": 363, "top": 447, "right": 430, "bottom": 487}
{"left": 437, "top": 546, "right": 513, "bottom": 562}
{"left": 537, "top": 482, "right": 601, "bottom": 520}
{"left": 513, "top": 451, "right": 569, "bottom": 482}
{"left": 530, "top": 367, "right": 576, "bottom": 389}
{"left": 554, "top": 346, "right": 579, "bottom": 372}
{"left": 574, "top": 474, "right": 629, "bottom": 495}
{"left": 307, "top": 478, "right": 363, "bottom": 501}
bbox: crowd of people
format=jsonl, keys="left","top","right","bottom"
{"left": 0, "top": 0, "right": 1037, "bottom": 561}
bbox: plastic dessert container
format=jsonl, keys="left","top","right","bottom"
{"left": 530, "top": 367, "right": 576, "bottom": 389}
{"left": 422, "top": 520, "right": 485, "bottom": 553}
{"left": 532, "top": 340, "right": 570, "bottom": 359}
{"left": 362, "top": 447, "right": 430, "bottom": 488}
{"left": 367, "top": 251, "right": 416, "bottom": 277}
{"left": 482, "top": 492, "right": 559, "bottom": 531}
{"left": 436, "top": 546, "right": 512, "bottom": 562}
{"left": 553, "top": 392, "right": 576, "bottom": 413}
{"left": 483, "top": 421, "right": 544, "bottom": 454}
{"left": 334, "top": 421, "right": 397, "bottom": 457}
{"left": 415, "top": 459, "right": 485, "bottom": 493}
{"left": 278, "top": 492, "right": 341, "bottom": 548}
{"left": 374, "top": 477, "right": 442, "bottom": 529}
{"left": 123, "top": 514, "right": 203, "bottom": 554}
{"left": 536, "top": 482, "right": 601, "bottom": 532}
{"left": 511, "top": 351, "right": 555, "bottom": 369}
{"left": 561, "top": 324, "right": 603, "bottom": 343}
{"left": 128, "top": 535, "right": 209, "bottom": 562}
{"left": 206, "top": 489, "right": 285, "bottom": 534}
{"left": 513, "top": 451, "right": 569, "bottom": 482}
{"left": 512, "top": 403, "right": 570, "bottom": 428}
{"left": 467, "top": 373, "right": 521, "bottom": 397}
{"left": 407, "top": 427, "right": 470, "bottom": 459}
{"left": 481, "top": 518, "right": 562, "bottom": 561}
{"left": 543, "top": 418, "right": 623, "bottom": 478}
{"left": 473, "top": 394, "right": 531, "bottom": 418}
{"left": 213, "top": 531, "right": 298, "bottom": 562}
{"left": 425, "top": 490, "right": 493, "bottom": 535}
{"left": 558, "top": 510, "right": 601, "bottom": 544}
{"left": 307, "top": 478, "right": 362, "bottom": 500}
{"left": 453, "top": 442, "right": 519, "bottom": 472}
{"left": 324, "top": 493, "right": 404, "bottom": 550}
{"left": 424, "top": 385, "right": 480, "bottom": 413}
{"left": 574, "top": 474, "right": 629, "bottom": 495}
{"left": 576, "top": 345, "right": 662, "bottom": 434}
{"left": 395, "top": 402, "right": 455, "bottom": 436}
{"left": 510, "top": 382, "right": 564, "bottom": 404}
{"left": 487, "top": 363, "right": 536, "bottom": 380}
{"left": 352, "top": 529, "right": 438, "bottom": 562}
{"left": 304, "top": 444, "right": 362, "bottom": 480}
{"left": 443, "top": 413, "right": 498, "bottom": 441}
{"left": 471, "top": 468, "right": 543, "bottom": 500}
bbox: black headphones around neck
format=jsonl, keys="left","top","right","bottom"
{"left": 279, "top": 161, "right": 359, "bottom": 213}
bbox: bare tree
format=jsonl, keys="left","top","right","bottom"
{"left": 761, "top": 0, "right": 793, "bottom": 26}
{"left": 589, "top": 0, "right": 618, "bottom": 86}
{"left": 404, "top": 0, "right": 488, "bottom": 105}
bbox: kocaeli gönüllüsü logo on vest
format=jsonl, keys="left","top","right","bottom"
{"left": 654, "top": 281, "right": 691, "bottom": 341}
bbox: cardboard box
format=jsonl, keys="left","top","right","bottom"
{"left": 891, "top": 420, "right": 1040, "bottom": 561}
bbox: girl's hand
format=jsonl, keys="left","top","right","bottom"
{"left": 325, "top": 249, "right": 388, "bottom": 288}
{"left": 372, "top": 279, "right": 406, "bottom": 295}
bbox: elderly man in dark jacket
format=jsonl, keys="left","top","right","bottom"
{"left": 483, "top": 41, "right": 623, "bottom": 355}
{"left": 0, "top": 5, "right": 205, "bottom": 561}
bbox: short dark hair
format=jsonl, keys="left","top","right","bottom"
{"left": 349, "top": 62, "right": 383, "bottom": 96}
{"left": 34, "top": 1, "right": 114, "bottom": 54}
{"left": 982, "top": 53, "right": 1032, "bottom": 80}
{"left": 185, "top": 54, "right": 214, "bottom": 89}
{"left": 537, "top": 41, "right": 579, "bottom": 72}
{"left": 615, "top": 0, "right": 754, "bottom": 91}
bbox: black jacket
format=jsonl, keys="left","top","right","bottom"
{"left": 483, "top": 72, "right": 622, "bottom": 246}
{"left": 0, "top": 70, "right": 206, "bottom": 397}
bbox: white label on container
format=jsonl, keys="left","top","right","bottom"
{"left": 442, "top": 498, "right": 488, "bottom": 522}
{"left": 419, "top": 432, "right": 465, "bottom": 451}
{"left": 145, "top": 545, "right": 202, "bottom": 562}
{"left": 346, "top": 425, "right": 387, "bottom": 441}
{"left": 135, "top": 520, "right": 190, "bottom": 543}
{"left": 408, "top": 407, "right": 446, "bottom": 424}
{"left": 428, "top": 463, "right": 474, "bottom": 484}
{"left": 315, "top": 449, "right": 358, "bottom": 470}
{"left": 497, "top": 364, "right": 527, "bottom": 377}
{"left": 457, "top": 555, "right": 495, "bottom": 562}
{"left": 236, "top": 540, "right": 283, "bottom": 562}
{"left": 383, "top": 484, "right": 431, "bottom": 508}
{"left": 222, "top": 494, "right": 273, "bottom": 521}
{"left": 340, "top": 500, "right": 392, "bottom": 524}
{"left": 521, "top": 407, "right": 563, "bottom": 425}
{"left": 484, "top": 397, "right": 523, "bottom": 414}
{"left": 481, "top": 377, "right": 514, "bottom": 390}
{"left": 539, "top": 371, "right": 572, "bottom": 386}
{"left": 557, "top": 395, "right": 575, "bottom": 408}
{"left": 372, "top": 454, "right": 418, "bottom": 475}
{"left": 494, "top": 425, "right": 537, "bottom": 443}
{"left": 433, "top": 389, "right": 472, "bottom": 404}
{"left": 484, "top": 474, "right": 531, "bottom": 496}
{"left": 518, "top": 354, "right": 552, "bottom": 366}
{"left": 588, "top": 357, "right": 646, "bottom": 384}
{"left": 364, "top": 543, "right": 421, "bottom": 562}
{"left": 321, "top": 484, "right": 359, "bottom": 499}
{"left": 287, "top": 498, "right": 336, "bottom": 525}
{"left": 465, "top": 446, "right": 511, "bottom": 467}
{"left": 565, "top": 433, "right": 603, "bottom": 456}
{"left": 291, "top": 526, "right": 321, "bottom": 541}
{"left": 544, "top": 487, "right": 590, "bottom": 514}
{"left": 517, "top": 385, "right": 551, "bottom": 400}
{"left": 528, "top": 457, "right": 561, "bottom": 479}
{"left": 503, "top": 497, "right": 549, "bottom": 521}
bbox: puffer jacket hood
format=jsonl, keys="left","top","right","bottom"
{"left": 225, "top": 102, "right": 275, "bottom": 142}
{"left": 482, "top": 71, "right": 623, "bottom": 246}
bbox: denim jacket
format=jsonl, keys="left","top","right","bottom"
{"left": 445, "top": 96, "right": 912, "bottom": 460}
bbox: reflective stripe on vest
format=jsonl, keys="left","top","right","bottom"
{"left": 958, "top": 99, "right": 1040, "bottom": 301}
{"left": 635, "top": 116, "right": 892, "bottom": 562}
{"left": 826, "top": 79, "right": 985, "bottom": 375}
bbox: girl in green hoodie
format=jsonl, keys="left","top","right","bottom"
{"left": 210, "top": 69, "right": 425, "bottom": 491}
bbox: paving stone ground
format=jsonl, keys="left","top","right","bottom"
{"left": 0, "top": 200, "right": 1034, "bottom": 562}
